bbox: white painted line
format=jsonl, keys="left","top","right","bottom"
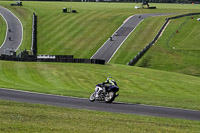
{"left": 0, "top": 13, "right": 8, "bottom": 49}
{"left": 0, "top": 6, "right": 23, "bottom": 52}
{"left": 108, "top": 19, "right": 144, "bottom": 63}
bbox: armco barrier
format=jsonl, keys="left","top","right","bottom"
{"left": 31, "top": 12, "right": 37, "bottom": 57}
{"left": 128, "top": 13, "right": 200, "bottom": 66}
{"left": 0, "top": 54, "right": 105, "bottom": 65}
{"left": 37, "top": 58, "right": 105, "bottom": 65}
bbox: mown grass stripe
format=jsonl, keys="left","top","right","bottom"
{"left": 38, "top": 11, "right": 98, "bottom": 54}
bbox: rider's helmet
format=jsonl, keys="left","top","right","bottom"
{"left": 107, "top": 77, "right": 113, "bottom": 81}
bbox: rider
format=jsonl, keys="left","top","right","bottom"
{"left": 95, "top": 77, "right": 118, "bottom": 98}
{"left": 102, "top": 77, "right": 118, "bottom": 93}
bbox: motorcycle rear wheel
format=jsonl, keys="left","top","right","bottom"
{"left": 89, "top": 92, "right": 96, "bottom": 102}
{"left": 105, "top": 91, "right": 115, "bottom": 103}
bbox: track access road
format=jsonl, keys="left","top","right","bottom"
{"left": 0, "top": 88, "right": 200, "bottom": 121}
{"left": 91, "top": 13, "right": 172, "bottom": 63}
{"left": 0, "top": 6, "right": 23, "bottom": 55}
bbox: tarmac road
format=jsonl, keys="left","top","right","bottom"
{"left": 0, "top": 6, "right": 23, "bottom": 55}
{"left": 91, "top": 13, "right": 172, "bottom": 63}
{"left": 0, "top": 88, "right": 200, "bottom": 121}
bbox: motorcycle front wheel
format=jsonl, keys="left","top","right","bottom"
{"left": 105, "top": 91, "right": 115, "bottom": 103}
{"left": 89, "top": 92, "right": 96, "bottom": 102}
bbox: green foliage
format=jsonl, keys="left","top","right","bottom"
{"left": 0, "top": 100, "right": 200, "bottom": 133}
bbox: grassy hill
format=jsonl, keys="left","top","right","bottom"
{"left": 110, "top": 15, "right": 200, "bottom": 76}
{"left": 135, "top": 16, "right": 200, "bottom": 76}
{"left": 0, "top": 61, "right": 199, "bottom": 110}
{"left": 0, "top": 14, "right": 6, "bottom": 47}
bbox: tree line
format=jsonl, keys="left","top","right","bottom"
{"left": 21, "top": 0, "right": 200, "bottom": 3}
{"left": 136, "top": 0, "right": 199, "bottom": 3}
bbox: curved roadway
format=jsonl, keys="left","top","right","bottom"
{"left": 0, "top": 88, "right": 200, "bottom": 121}
{"left": 0, "top": 6, "right": 23, "bottom": 55}
{"left": 91, "top": 13, "right": 173, "bottom": 63}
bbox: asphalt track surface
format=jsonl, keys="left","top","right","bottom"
{"left": 91, "top": 13, "right": 172, "bottom": 63}
{"left": 1, "top": 88, "right": 200, "bottom": 121}
{"left": 0, "top": 6, "right": 23, "bottom": 55}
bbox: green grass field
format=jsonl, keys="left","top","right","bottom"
{"left": 1, "top": 100, "right": 200, "bottom": 133}
{"left": 0, "top": 14, "right": 6, "bottom": 47}
{"left": 0, "top": 61, "right": 199, "bottom": 110}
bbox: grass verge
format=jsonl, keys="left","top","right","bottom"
{"left": 0, "top": 61, "right": 199, "bottom": 110}
{"left": 0, "top": 14, "right": 6, "bottom": 47}
{"left": 0, "top": 100, "right": 200, "bottom": 133}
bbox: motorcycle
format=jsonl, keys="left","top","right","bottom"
{"left": 89, "top": 83, "right": 119, "bottom": 103}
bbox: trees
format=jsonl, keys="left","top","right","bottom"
{"left": 137, "top": 0, "right": 196, "bottom": 3}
